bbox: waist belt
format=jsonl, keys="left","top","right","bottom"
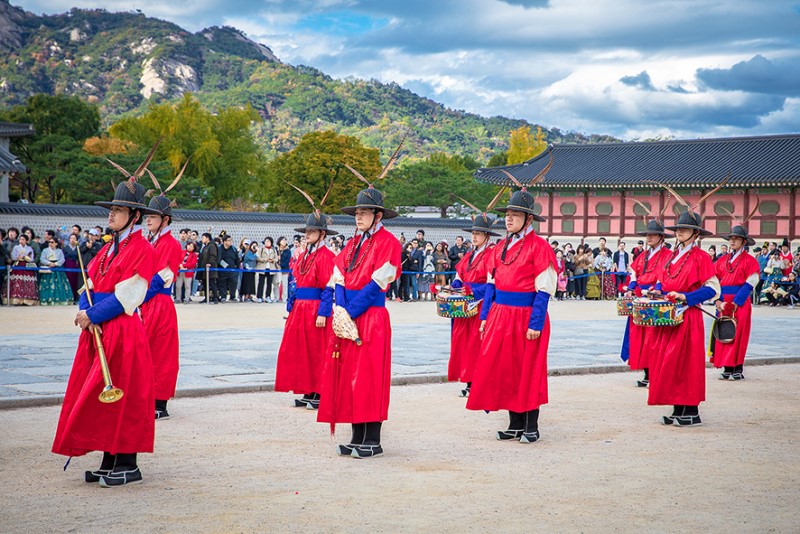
{"left": 295, "top": 287, "right": 322, "bottom": 300}
{"left": 494, "top": 289, "right": 536, "bottom": 307}
{"left": 721, "top": 285, "right": 743, "bottom": 296}
{"left": 466, "top": 282, "right": 488, "bottom": 301}
{"left": 637, "top": 283, "right": 652, "bottom": 290}
{"left": 158, "top": 287, "right": 172, "bottom": 296}
{"left": 345, "top": 288, "right": 386, "bottom": 308}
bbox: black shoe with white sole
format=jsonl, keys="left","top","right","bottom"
{"left": 661, "top": 415, "right": 675, "bottom": 425}
{"left": 636, "top": 379, "right": 649, "bottom": 388}
{"left": 155, "top": 410, "right": 170, "bottom": 420}
{"left": 672, "top": 415, "right": 703, "bottom": 427}
{"left": 337, "top": 444, "right": 356, "bottom": 456}
{"left": 719, "top": 372, "right": 732, "bottom": 380}
{"left": 84, "top": 469, "right": 111, "bottom": 483}
{"left": 351, "top": 445, "right": 383, "bottom": 458}
{"left": 731, "top": 372, "right": 745, "bottom": 381}
{"left": 305, "top": 399, "right": 320, "bottom": 410}
{"left": 519, "top": 431, "right": 540, "bottom": 443}
{"left": 99, "top": 467, "right": 143, "bottom": 487}
{"left": 496, "top": 429, "right": 524, "bottom": 440}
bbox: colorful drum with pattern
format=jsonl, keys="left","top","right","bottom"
{"left": 632, "top": 298, "right": 684, "bottom": 327}
{"left": 436, "top": 289, "right": 480, "bottom": 319}
{"left": 616, "top": 296, "right": 636, "bottom": 316}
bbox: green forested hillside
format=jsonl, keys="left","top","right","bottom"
{"left": 0, "top": 1, "right": 617, "bottom": 163}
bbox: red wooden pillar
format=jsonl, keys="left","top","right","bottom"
{"left": 619, "top": 189, "right": 627, "bottom": 239}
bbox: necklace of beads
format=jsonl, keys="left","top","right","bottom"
{"left": 98, "top": 233, "right": 132, "bottom": 276}
{"left": 297, "top": 246, "right": 317, "bottom": 276}
{"left": 725, "top": 251, "right": 739, "bottom": 273}
{"left": 345, "top": 233, "right": 374, "bottom": 272}
{"left": 664, "top": 245, "right": 693, "bottom": 279}
{"left": 500, "top": 232, "right": 527, "bottom": 266}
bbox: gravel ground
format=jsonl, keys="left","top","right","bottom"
{"left": 1, "top": 363, "right": 798, "bottom": 533}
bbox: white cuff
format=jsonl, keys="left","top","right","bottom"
{"left": 703, "top": 276, "right": 721, "bottom": 301}
{"left": 115, "top": 274, "right": 149, "bottom": 315}
{"left": 745, "top": 272, "right": 760, "bottom": 287}
{"left": 327, "top": 265, "right": 344, "bottom": 288}
{"left": 536, "top": 265, "right": 558, "bottom": 294}
{"left": 158, "top": 266, "right": 174, "bottom": 287}
{"left": 371, "top": 261, "right": 397, "bottom": 290}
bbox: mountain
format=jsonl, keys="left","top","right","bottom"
{"left": 0, "top": 1, "right": 619, "bottom": 160}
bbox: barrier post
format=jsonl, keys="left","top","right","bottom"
{"left": 5, "top": 265, "right": 10, "bottom": 306}
{"left": 205, "top": 265, "right": 210, "bottom": 304}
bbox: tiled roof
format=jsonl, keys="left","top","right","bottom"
{"left": 0, "top": 146, "right": 27, "bottom": 173}
{"left": 0, "top": 203, "right": 472, "bottom": 228}
{"left": 474, "top": 134, "right": 800, "bottom": 189}
{"left": 0, "top": 122, "right": 35, "bottom": 138}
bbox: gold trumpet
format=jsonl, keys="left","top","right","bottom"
{"left": 77, "top": 250, "right": 124, "bottom": 403}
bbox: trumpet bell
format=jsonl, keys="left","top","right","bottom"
{"left": 99, "top": 386, "right": 124, "bottom": 403}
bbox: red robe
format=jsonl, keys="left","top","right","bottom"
{"left": 648, "top": 246, "right": 716, "bottom": 406}
{"left": 466, "top": 231, "right": 557, "bottom": 413}
{"left": 52, "top": 230, "right": 156, "bottom": 457}
{"left": 317, "top": 226, "right": 401, "bottom": 424}
{"left": 625, "top": 246, "right": 673, "bottom": 370}
{"left": 141, "top": 230, "right": 183, "bottom": 400}
{"left": 713, "top": 251, "right": 760, "bottom": 368}
{"left": 448, "top": 244, "right": 494, "bottom": 383}
{"left": 275, "top": 245, "right": 335, "bottom": 394}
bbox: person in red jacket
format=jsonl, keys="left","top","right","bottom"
{"left": 713, "top": 224, "right": 760, "bottom": 380}
{"left": 448, "top": 189, "right": 505, "bottom": 397}
{"left": 649, "top": 208, "right": 721, "bottom": 427}
{"left": 621, "top": 218, "right": 673, "bottom": 387}
{"left": 52, "top": 146, "right": 159, "bottom": 487}
{"left": 176, "top": 242, "right": 198, "bottom": 303}
{"left": 317, "top": 182, "right": 401, "bottom": 459}
{"left": 275, "top": 185, "right": 337, "bottom": 410}
{"left": 466, "top": 185, "right": 558, "bottom": 444}
{"left": 141, "top": 191, "right": 184, "bottom": 420}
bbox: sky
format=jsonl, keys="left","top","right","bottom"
{"left": 16, "top": 0, "right": 800, "bottom": 141}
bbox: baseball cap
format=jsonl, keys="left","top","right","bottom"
{"left": 89, "top": 229, "right": 100, "bottom": 236}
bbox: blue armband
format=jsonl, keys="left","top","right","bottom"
{"left": 654, "top": 282, "right": 663, "bottom": 292}
{"left": 318, "top": 286, "right": 333, "bottom": 317}
{"left": 528, "top": 291, "right": 551, "bottom": 331}
{"left": 78, "top": 290, "right": 91, "bottom": 311}
{"left": 479, "top": 283, "right": 495, "bottom": 321}
{"left": 684, "top": 286, "right": 716, "bottom": 307}
{"left": 85, "top": 294, "right": 126, "bottom": 325}
{"left": 628, "top": 280, "right": 637, "bottom": 291}
{"left": 345, "top": 280, "right": 382, "bottom": 319}
{"left": 733, "top": 283, "right": 754, "bottom": 307}
{"left": 143, "top": 273, "right": 165, "bottom": 304}
{"left": 451, "top": 279, "right": 463, "bottom": 289}
{"left": 335, "top": 284, "right": 347, "bottom": 307}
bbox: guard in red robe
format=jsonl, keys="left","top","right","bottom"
{"left": 448, "top": 204, "right": 502, "bottom": 397}
{"left": 317, "top": 184, "right": 401, "bottom": 458}
{"left": 466, "top": 186, "right": 558, "bottom": 444}
{"left": 141, "top": 193, "right": 184, "bottom": 419}
{"left": 649, "top": 209, "right": 720, "bottom": 426}
{"left": 275, "top": 209, "right": 337, "bottom": 409}
{"left": 52, "top": 153, "right": 159, "bottom": 487}
{"left": 621, "top": 219, "right": 673, "bottom": 387}
{"left": 713, "top": 225, "right": 760, "bottom": 380}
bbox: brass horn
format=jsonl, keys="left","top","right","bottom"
{"left": 76, "top": 250, "right": 124, "bottom": 403}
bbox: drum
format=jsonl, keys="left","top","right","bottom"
{"left": 436, "top": 288, "right": 480, "bottom": 319}
{"left": 616, "top": 296, "right": 636, "bottom": 316}
{"left": 712, "top": 316, "right": 737, "bottom": 344}
{"left": 632, "top": 298, "right": 684, "bottom": 327}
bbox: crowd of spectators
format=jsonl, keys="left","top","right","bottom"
{"left": 3, "top": 223, "right": 799, "bottom": 309}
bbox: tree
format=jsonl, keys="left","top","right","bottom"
{"left": 507, "top": 125, "right": 547, "bottom": 165}
{"left": 108, "top": 93, "right": 263, "bottom": 207}
{"left": 384, "top": 152, "right": 498, "bottom": 218}
{"left": 259, "top": 130, "right": 382, "bottom": 213}
{"left": 1, "top": 94, "right": 101, "bottom": 203}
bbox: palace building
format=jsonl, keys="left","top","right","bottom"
{"left": 474, "top": 134, "right": 800, "bottom": 243}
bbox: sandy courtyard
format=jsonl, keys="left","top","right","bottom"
{"left": 1, "top": 363, "right": 798, "bottom": 533}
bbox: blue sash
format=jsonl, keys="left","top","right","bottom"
{"left": 296, "top": 287, "right": 323, "bottom": 300}
{"left": 721, "top": 285, "right": 743, "bottom": 296}
{"left": 345, "top": 288, "right": 386, "bottom": 308}
{"left": 494, "top": 289, "right": 535, "bottom": 307}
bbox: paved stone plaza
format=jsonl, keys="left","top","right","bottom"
{"left": 1, "top": 313, "right": 797, "bottom": 405}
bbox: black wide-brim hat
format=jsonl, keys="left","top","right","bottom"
{"left": 495, "top": 190, "right": 545, "bottom": 222}
{"left": 664, "top": 210, "right": 712, "bottom": 236}
{"left": 720, "top": 225, "right": 755, "bottom": 247}
{"left": 636, "top": 219, "right": 672, "bottom": 237}
{"left": 96, "top": 181, "right": 161, "bottom": 214}
{"left": 294, "top": 212, "right": 339, "bottom": 235}
{"left": 340, "top": 187, "right": 398, "bottom": 219}
{"left": 146, "top": 195, "right": 180, "bottom": 221}
{"left": 461, "top": 213, "right": 501, "bottom": 236}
